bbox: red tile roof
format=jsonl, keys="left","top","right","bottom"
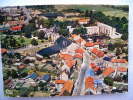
{"left": 91, "top": 48, "right": 104, "bottom": 57}
{"left": 75, "top": 48, "right": 85, "bottom": 54}
{"left": 4, "top": 79, "right": 11, "bottom": 85}
{"left": 65, "top": 60, "right": 76, "bottom": 68}
{"left": 111, "top": 59, "right": 127, "bottom": 63}
{"left": 78, "top": 18, "right": 89, "bottom": 23}
{"left": 18, "top": 64, "right": 26, "bottom": 69}
{"left": 55, "top": 80, "right": 66, "bottom": 84}
{"left": 74, "top": 54, "right": 83, "bottom": 59}
{"left": 85, "top": 42, "right": 94, "bottom": 47}
{"left": 90, "top": 63, "right": 100, "bottom": 72}
{"left": 71, "top": 34, "right": 85, "bottom": 44}
{"left": 10, "top": 26, "right": 22, "bottom": 31}
{"left": 62, "top": 80, "right": 74, "bottom": 93}
{"left": 59, "top": 53, "right": 73, "bottom": 60}
{"left": 103, "top": 67, "right": 115, "bottom": 77}
{"left": 94, "top": 66, "right": 100, "bottom": 72}
{"left": 85, "top": 77, "right": 95, "bottom": 90}
{"left": 117, "top": 67, "right": 127, "bottom": 72}
{"left": 90, "top": 63, "right": 96, "bottom": 68}
{"left": 94, "top": 42, "right": 100, "bottom": 45}
{"left": 0, "top": 48, "right": 8, "bottom": 54}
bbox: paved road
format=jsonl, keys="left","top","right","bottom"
{"left": 72, "top": 52, "right": 90, "bottom": 96}
{"left": 21, "top": 6, "right": 32, "bottom": 24}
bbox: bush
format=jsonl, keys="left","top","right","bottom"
{"left": 121, "top": 33, "right": 128, "bottom": 40}
{"left": 72, "top": 27, "right": 87, "bottom": 35}
{"left": 104, "top": 77, "right": 114, "bottom": 86}
{"left": 37, "top": 30, "right": 45, "bottom": 39}
{"left": 58, "top": 29, "right": 69, "bottom": 37}
{"left": 108, "top": 43, "right": 115, "bottom": 51}
{"left": 23, "top": 23, "right": 36, "bottom": 36}
{"left": 11, "top": 69, "right": 19, "bottom": 78}
{"left": 31, "top": 39, "right": 38, "bottom": 46}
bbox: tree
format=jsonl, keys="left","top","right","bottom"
{"left": 122, "top": 74, "right": 128, "bottom": 83}
{"left": 121, "top": 33, "right": 128, "bottom": 40}
{"left": 123, "top": 24, "right": 128, "bottom": 33}
{"left": 0, "top": 15, "right": 5, "bottom": 24}
{"left": 85, "top": 10, "right": 89, "bottom": 17}
{"left": 1, "top": 36, "right": 21, "bottom": 49}
{"left": 72, "top": 27, "right": 87, "bottom": 35}
{"left": 86, "top": 11, "right": 128, "bottom": 36}
{"left": 57, "top": 21, "right": 69, "bottom": 29}
{"left": 114, "top": 75, "right": 123, "bottom": 82}
{"left": 37, "top": 30, "right": 45, "bottom": 39}
{"left": 110, "top": 17, "right": 121, "bottom": 27}
{"left": 24, "top": 23, "right": 36, "bottom": 33}
{"left": 19, "top": 72, "right": 28, "bottom": 78}
{"left": 19, "top": 37, "right": 25, "bottom": 47}
{"left": 96, "top": 68, "right": 102, "bottom": 75}
{"left": 121, "top": 17, "right": 128, "bottom": 24}
{"left": 120, "top": 23, "right": 128, "bottom": 40}
{"left": 20, "top": 87, "right": 30, "bottom": 97}
{"left": 88, "top": 10, "right": 93, "bottom": 18}
{"left": 39, "top": 18, "right": 54, "bottom": 28}
{"left": 39, "top": 19, "right": 49, "bottom": 28}
{"left": 104, "top": 77, "right": 114, "bottom": 86}
{"left": 90, "top": 11, "right": 106, "bottom": 24}
{"left": 89, "top": 18, "right": 97, "bottom": 26}
{"left": 116, "top": 48, "right": 122, "bottom": 56}
{"left": 108, "top": 43, "right": 115, "bottom": 51}
{"left": 31, "top": 39, "right": 38, "bottom": 46}
{"left": 32, "top": 30, "right": 38, "bottom": 37}
{"left": 38, "top": 81, "right": 48, "bottom": 91}
{"left": 11, "top": 69, "right": 18, "bottom": 78}
{"left": 23, "top": 23, "right": 36, "bottom": 38}
{"left": 59, "top": 29, "right": 69, "bottom": 37}
{"left": 3, "top": 70, "right": 11, "bottom": 80}
{"left": 24, "top": 32, "right": 32, "bottom": 38}
{"left": 14, "top": 53, "right": 21, "bottom": 59}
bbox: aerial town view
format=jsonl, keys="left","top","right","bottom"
{"left": 0, "top": 5, "right": 128, "bottom": 97}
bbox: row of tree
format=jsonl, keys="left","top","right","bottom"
{"left": 1, "top": 35, "right": 40, "bottom": 49}
{"left": 85, "top": 10, "right": 128, "bottom": 40}
{"left": 1, "top": 36, "right": 24, "bottom": 49}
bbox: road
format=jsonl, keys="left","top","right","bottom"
{"left": 20, "top": 6, "right": 32, "bottom": 24}
{"left": 72, "top": 52, "right": 90, "bottom": 96}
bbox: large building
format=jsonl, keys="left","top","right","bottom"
{"left": 86, "top": 26, "right": 99, "bottom": 35}
{"left": 97, "top": 22, "right": 116, "bottom": 37}
{"left": 67, "top": 20, "right": 122, "bottom": 39}
{"left": 86, "top": 22, "right": 122, "bottom": 39}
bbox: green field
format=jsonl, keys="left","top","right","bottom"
{"left": 55, "top": 5, "right": 128, "bottom": 18}
{"left": 103, "top": 10, "right": 128, "bottom": 19}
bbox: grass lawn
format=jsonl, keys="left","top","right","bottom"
{"left": 15, "top": 36, "right": 47, "bottom": 46}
